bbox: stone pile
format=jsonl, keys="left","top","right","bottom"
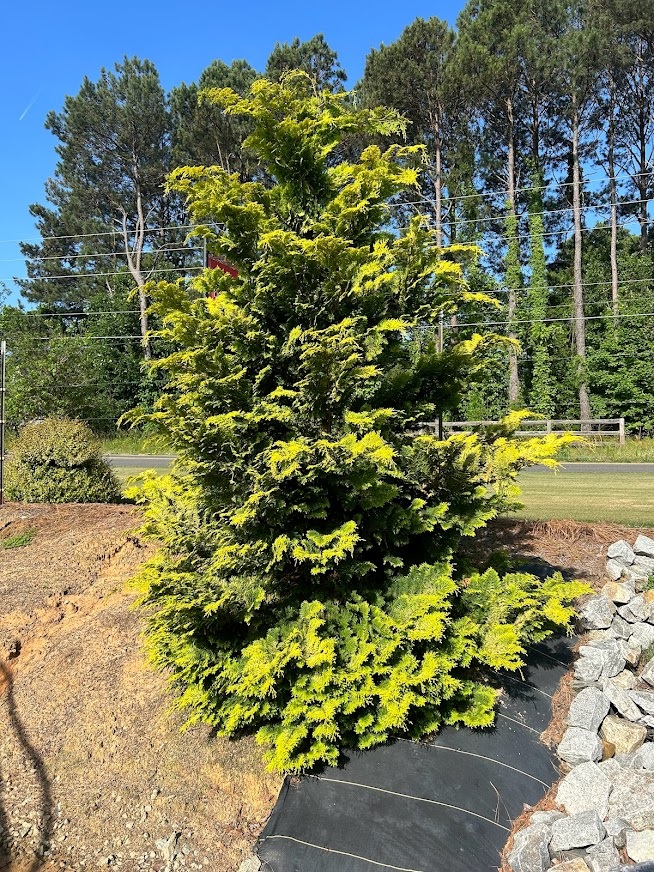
{"left": 508, "top": 535, "right": 654, "bottom": 872}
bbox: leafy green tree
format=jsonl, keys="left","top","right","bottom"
{"left": 526, "top": 174, "right": 555, "bottom": 415}
{"left": 170, "top": 59, "right": 258, "bottom": 178}
{"left": 128, "top": 74, "right": 582, "bottom": 772}
{"left": 361, "top": 18, "right": 457, "bottom": 248}
{"left": 454, "top": 0, "right": 527, "bottom": 404}
{"left": 19, "top": 57, "right": 190, "bottom": 358}
{"left": 265, "top": 34, "right": 346, "bottom": 91}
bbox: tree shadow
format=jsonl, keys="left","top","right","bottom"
{"left": 0, "top": 662, "right": 53, "bottom": 870}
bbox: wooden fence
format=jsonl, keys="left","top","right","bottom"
{"left": 431, "top": 418, "right": 626, "bottom": 445}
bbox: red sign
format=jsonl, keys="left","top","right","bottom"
{"left": 207, "top": 254, "right": 239, "bottom": 278}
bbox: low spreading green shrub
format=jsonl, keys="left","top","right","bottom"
{"left": 6, "top": 418, "right": 121, "bottom": 504}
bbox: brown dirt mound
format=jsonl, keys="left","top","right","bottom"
{"left": 0, "top": 503, "right": 280, "bottom": 872}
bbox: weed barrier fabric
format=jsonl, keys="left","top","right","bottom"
{"left": 258, "top": 637, "right": 574, "bottom": 872}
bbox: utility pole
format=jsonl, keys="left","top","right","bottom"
{"left": 438, "top": 312, "right": 444, "bottom": 440}
{"left": 0, "top": 341, "right": 6, "bottom": 507}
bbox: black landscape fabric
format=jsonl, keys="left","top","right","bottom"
{"left": 257, "top": 636, "right": 574, "bottom": 872}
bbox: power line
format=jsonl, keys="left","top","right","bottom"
{"left": 0, "top": 245, "right": 202, "bottom": 265}
{"left": 0, "top": 264, "right": 202, "bottom": 283}
{"left": 0, "top": 222, "right": 204, "bottom": 246}
{"left": 403, "top": 168, "right": 648, "bottom": 206}
{"left": 392, "top": 197, "right": 647, "bottom": 229}
{"left": 443, "top": 311, "right": 654, "bottom": 330}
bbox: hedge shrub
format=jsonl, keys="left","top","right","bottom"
{"left": 6, "top": 418, "right": 121, "bottom": 504}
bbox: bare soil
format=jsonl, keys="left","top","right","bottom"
{"left": 0, "top": 503, "right": 280, "bottom": 872}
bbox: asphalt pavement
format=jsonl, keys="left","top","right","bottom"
{"left": 105, "top": 455, "right": 654, "bottom": 474}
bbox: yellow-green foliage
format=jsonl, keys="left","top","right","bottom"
{"left": 6, "top": 418, "right": 121, "bottom": 504}
{"left": 129, "top": 73, "right": 587, "bottom": 771}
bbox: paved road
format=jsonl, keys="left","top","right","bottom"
{"left": 105, "top": 455, "right": 654, "bottom": 474}
{"left": 106, "top": 454, "right": 176, "bottom": 467}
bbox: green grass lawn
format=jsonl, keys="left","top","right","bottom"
{"left": 101, "top": 432, "right": 173, "bottom": 455}
{"left": 114, "top": 464, "right": 654, "bottom": 528}
{"left": 515, "top": 470, "right": 654, "bottom": 527}
{"left": 556, "top": 438, "right": 654, "bottom": 463}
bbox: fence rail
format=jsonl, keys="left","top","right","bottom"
{"left": 430, "top": 418, "right": 626, "bottom": 445}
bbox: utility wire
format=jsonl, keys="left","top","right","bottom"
{"left": 405, "top": 168, "right": 649, "bottom": 206}
{"left": 0, "top": 265, "right": 203, "bottom": 283}
{"left": 392, "top": 197, "right": 648, "bottom": 228}
{"left": 0, "top": 245, "right": 203, "bottom": 265}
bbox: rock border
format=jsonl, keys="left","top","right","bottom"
{"left": 507, "top": 535, "right": 654, "bottom": 872}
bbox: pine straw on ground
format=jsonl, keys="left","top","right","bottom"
{"left": 0, "top": 503, "right": 280, "bottom": 872}
{"left": 463, "top": 517, "right": 654, "bottom": 588}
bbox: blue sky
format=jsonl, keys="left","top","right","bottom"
{"left": 0, "top": 0, "right": 464, "bottom": 302}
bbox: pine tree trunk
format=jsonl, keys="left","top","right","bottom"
{"left": 608, "top": 83, "right": 619, "bottom": 323}
{"left": 571, "top": 96, "right": 591, "bottom": 422}
{"left": 433, "top": 111, "right": 443, "bottom": 251}
{"left": 506, "top": 98, "right": 520, "bottom": 405}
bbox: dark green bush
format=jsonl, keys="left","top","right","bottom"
{"left": 6, "top": 418, "right": 121, "bottom": 504}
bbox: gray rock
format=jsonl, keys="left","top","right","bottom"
{"left": 586, "top": 837, "right": 620, "bottom": 872}
{"left": 607, "top": 560, "right": 626, "bottom": 581}
{"left": 553, "top": 859, "right": 590, "bottom": 871}
{"left": 631, "top": 690, "right": 654, "bottom": 715}
{"left": 619, "top": 596, "right": 650, "bottom": 623}
{"left": 604, "top": 681, "right": 644, "bottom": 721}
{"left": 560, "top": 727, "right": 604, "bottom": 766}
{"left": 634, "top": 555, "right": 654, "bottom": 575}
{"left": 635, "top": 535, "right": 654, "bottom": 558}
{"left": 604, "top": 817, "right": 629, "bottom": 848}
{"left": 608, "top": 769, "right": 654, "bottom": 828}
{"left": 600, "top": 715, "right": 648, "bottom": 754}
{"left": 626, "top": 829, "right": 654, "bottom": 864}
{"left": 642, "top": 658, "right": 654, "bottom": 686}
{"left": 622, "top": 568, "right": 650, "bottom": 591}
{"left": 556, "top": 761, "right": 613, "bottom": 817}
{"left": 550, "top": 811, "right": 606, "bottom": 853}
{"left": 620, "top": 863, "right": 654, "bottom": 872}
{"left": 568, "top": 687, "right": 611, "bottom": 732}
{"left": 602, "top": 580, "right": 635, "bottom": 603}
{"left": 585, "top": 639, "right": 626, "bottom": 678}
{"left": 618, "top": 639, "right": 642, "bottom": 666}
{"left": 631, "top": 596, "right": 651, "bottom": 620}
{"left": 612, "top": 615, "right": 636, "bottom": 640}
{"left": 609, "top": 670, "right": 637, "bottom": 690}
{"left": 582, "top": 597, "right": 618, "bottom": 630}
{"left": 632, "top": 744, "right": 654, "bottom": 771}
{"left": 576, "top": 650, "right": 607, "bottom": 683}
{"left": 640, "top": 716, "right": 654, "bottom": 728}
{"left": 507, "top": 822, "right": 552, "bottom": 872}
{"left": 237, "top": 860, "right": 261, "bottom": 872}
{"left": 531, "top": 810, "right": 566, "bottom": 826}
{"left": 632, "top": 622, "right": 654, "bottom": 649}
{"left": 608, "top": 540, "right": 636, "bottom": 565}
{"left": 599, "top": 758, "right": 624, "bottom": 781}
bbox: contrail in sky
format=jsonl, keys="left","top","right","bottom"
{"left": 19, "top": 90, "right": 41, "bottom": 121}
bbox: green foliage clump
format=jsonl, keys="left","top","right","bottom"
{"left": 129, "top": 73, "right": 586, "bottom": 772}
{"left": 6, "top": 418, "right": 121, "bottom": 504}
{"left": 1, "top": 530, "right": 34, "bottom": 549}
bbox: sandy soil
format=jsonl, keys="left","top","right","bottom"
{"left": 0, "top": 504, "right": 280, "bottom": 872}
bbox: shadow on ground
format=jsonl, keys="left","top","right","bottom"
{"left": 0, "top": 663, "right": 53, "bottom": 871}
